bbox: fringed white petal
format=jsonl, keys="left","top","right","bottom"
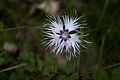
{"left": 42, "top": 12, "right": 90, "bottom": 60}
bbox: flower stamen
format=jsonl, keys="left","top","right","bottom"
{"left": 59, "top": 29, "right": 71, "bottom": 42}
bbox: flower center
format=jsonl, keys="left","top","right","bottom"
{"left": 62, "top": 32, "right": 68, "bottom": 38}
{"left": 59, "top": 29, "right": 71, "bottom": 42}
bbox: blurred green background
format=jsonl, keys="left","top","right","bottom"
{"left": 0, "top": 0, "right": 120, "bottom": 80}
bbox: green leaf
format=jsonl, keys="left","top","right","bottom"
{"left": 9, "top": 71, "right": 25, "bottom": 80}
{"left": 0, "top": 20, "right": 4, "bottom": 31}
{"left": 19, "top": 51, "right": 36, "bottom": 72}
{"left": 37, "top": 59, "right": 44, "bottom": 71}
{"left": 0, "top": 57, "right": 5, "bottom": 65}
{"left": 58, "top": 75, "right": 68, "bottom": 80}
{"left": 64, "top": 62, "right": 75, "bottom": 75}
{"left": 44, "top": 53, "right": 57, "bottom": 65}
{"left": 70, "top": 73, "right": 79, "bottom": 80}
{"left": 111, "top": 67, "right": 120, "bottom": 80}
{"left": 0, "top": 73, "right": 8, "bottom": 80}
{"left": 92, "top": 68, "right": 109, "bottom": 80}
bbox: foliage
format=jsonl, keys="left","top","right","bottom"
{"left": 0, "top": 0, "right": 120, "bottom": 80}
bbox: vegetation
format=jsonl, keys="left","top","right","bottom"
{"left": 0, "top": 0, "right": 120, "bottom": 80}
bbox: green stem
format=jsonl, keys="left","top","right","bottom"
{"left": 33, "top": 52, "right": 39, "bottom": 70}
{"left": 0, "top": 26, "right": 40, "bottom": 32}
{"left": 0, "top": 63, "right": 27, "bottom": 73}
{"left": 87, "top": 0, "right": 109, "bottom": 33}
{"left": 103, "top": 62, "right": 120, "bottom": 69}
{"left": 97, "top": 36, "right": 106, "bottom": 64}
{"left": 96, "top": 0, "right": 109, "bottom": 65}
{"left": 97, "top": 0, "right": 109, "bottom": 27}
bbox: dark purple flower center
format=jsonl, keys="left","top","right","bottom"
{"left": 59, "top": 29, "right": 71, "bottom": 42}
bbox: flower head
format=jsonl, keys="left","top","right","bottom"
{"left": 43, "top": 11, "right": 89, "bottom": 60}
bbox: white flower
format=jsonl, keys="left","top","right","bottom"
{"left": 43, "top": 11, "right": 89, "bottom": 60}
